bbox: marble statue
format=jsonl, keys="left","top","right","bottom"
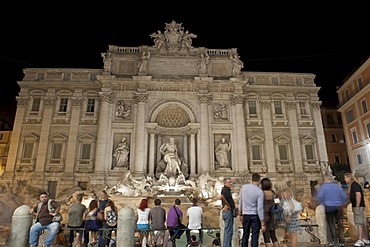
{"left": 229, "top": 54, "right": 243, "bottom": 75}
{"left": 150, "top": 30, "right": 165, "bottom": 50}
{"left": 101, "top": 52, "right": 112, "bottom": 72}
{"left": 215, "top": 137, "right": 231, "bottom": 168}
{"left": 198, "top": 52, "right": 210, "bottom": 74}
{"left": 159, "top": 137, "right": 182, "bottom": 177}
{"left": 137, "top": 51, "right": 150, "bottom": 73}
{"left": 113, "top": 137, "right": 130, "bottom": 168}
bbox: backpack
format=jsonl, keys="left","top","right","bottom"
{"left": 271, "top": 193, "right": 284, "bottom": 226}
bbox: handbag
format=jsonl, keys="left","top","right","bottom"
{"left": 282, "top": 195, "right": 303, "bottom": 215}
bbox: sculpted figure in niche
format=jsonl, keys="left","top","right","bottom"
{"left": 215, "top": 137, "right": 231, "bottom": 169}
{"left": 113, "top": 137, "right": 130, "bottom": 168}
{"left": 159, "top": 137, "right": 182, "bottom": 177}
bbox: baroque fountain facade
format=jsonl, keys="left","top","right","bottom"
{"left": 0, "top": 21, "right": 331, "bottom": 236}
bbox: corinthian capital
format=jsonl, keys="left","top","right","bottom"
{"left": 198, "top": 94, "right": 212, "bottom": 104}
{"left": 43, "top": 97, "right": 56, "bottom": 106}
{"left": 310, "top": 101, "right": 322, "bottom": 110}
{"left": 134, "top": 93, "right": 148, "bottom": 103}
{"left": 230, "top": 94, "right": 244, "bottom": 105}
{"left": 99, "top": 92, "right": 115, "bottom": 103}
{"left": 16, "top": 96, "right": 29, "bottom": 105}
{"left": 71, "top": 97, "right": 83, "bottom": 106}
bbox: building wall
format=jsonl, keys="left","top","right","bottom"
{"left": 321, "top": 107, "right": 348, "bottom": 165}
{"left": 337, "top": 56, "right": 370, "bottom": 181}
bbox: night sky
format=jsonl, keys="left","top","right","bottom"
{"left": 1, "top": 3, "right": 369, "bottom": 109}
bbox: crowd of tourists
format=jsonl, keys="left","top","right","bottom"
{"left": 27, "top": 172, "right": 370, "bottom": 247}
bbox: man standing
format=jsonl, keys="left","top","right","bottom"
{"left": 239, "top": 173, "right": 266, "bottom": 247}
{"left": 29, "top": 191, "right": 61, "bottom": 247}
{"left": 317, "top": 175, "right": 347, "bottom": 247}
{"left": 149, "top": 198, "right": 166, "bottom": 246}
{"left": 344, "top": 173, "right": 370, "bottom": 247}
{"left": 220, "top": 177, "right": 236, "bottom": 247}
{"left": 186, "top": 198, "right": 203, "bottom": 246}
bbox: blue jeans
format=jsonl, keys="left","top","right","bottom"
{"left": 29, "top": 221, "right": 60, "bottom": 246}
{"left": 241, "top": 214, "right": 261, "bottom": 247}
{"left": 222, "top": 210, "right": 234, "bottom": 247}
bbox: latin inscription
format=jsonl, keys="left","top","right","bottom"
{"left": 149, "top": 57, "right": 198, "bottom": 75}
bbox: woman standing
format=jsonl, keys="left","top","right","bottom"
{"left": 261, "top": 178, "right": 280, "bottom": 247}
{"left": 136, "top": 198, "right": 151, "bottom": 246}
{"left": 103, "top": 200, "right": 118, "bottom": 246}
{"left": 83, "top": 199, "right": 102, "bottom": 246}
{"left": 274, "top": 180, "right": 299, "bottom": 247}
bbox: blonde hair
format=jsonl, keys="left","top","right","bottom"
{"left": 274, "top": 180, "right": 293, "bottom": 200}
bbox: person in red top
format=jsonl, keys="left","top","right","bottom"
{"left": 29, "top": 191, "right": 61, "bottom": 247}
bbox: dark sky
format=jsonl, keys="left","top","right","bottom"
{"left": 1, "top": 3, "right": 369, "bottom": 108}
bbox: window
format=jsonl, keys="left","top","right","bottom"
{"left": 352, "top": 129, "right": 358, "bottom": 144}
{"left": 81, "top": 143, "right": 91, "bottom": 159}
{"left": 278, "top": 145, "right": 288, "bottom": 160}
{"left": 22, "top": 142, "right": 34, "bottom": 159}
{"left": 37, "top": 73, "right": 45, "bottom": 80}
{"left": 271, "top": 77, "right": 279, "bottom": 85}
{"left": 86, "top": 98, "right": 95, "bottom": 113}
{"left": 346, "top": 109, "right": 354, "bottom": 123}
{"left": 274, "top": 101, "right": 283, "bottom": 114}
{"left": 331, "top": 134, "right": 337, "bottom": 142}
{"left": 335, "top": 155, "right": 340, "bottom": 164}
{"left": 247, "top": 77, "right": 255, "bottom": 84}
{"left": 326, "top": 114, "right": 335, "bottom": 125}
{"left": 358, "top": 77, "right": 364, "bottom": 90}
{"left": 295, "top": 78, "right": 303, "bottom": 85}
{"left": 59, "top": 98, "right": 68, "bottom": 112}
{"left": 248, "top": 101, "right": 257, "bottom": 115}
{"left": 305, "top": 144, "right": 314, "bottom": 160}
{"left": 51, "top": 143, "right": 63, "bottom": 160}
{"left": 357, "top": 154, "right": 362, "bottom": 164}
{"left": 367, "top": 123, "right": 370, "bottom": 137}
{"left": 362, "top": 100, "right": 368, "bottom": 114}
{"left": 344, "top": 90, "right": 350, "bottom": 101}
{"left": 0, "top": 133, "right": 3, "bottom": 140}
{"left": 31, "top": 98, "right": 41, "bottom": 112}
{"left": 63, "top": 73, "right": 71, "bottom": 81}
{"left": 251, "top": 145, "right": 261, "bottom": 160}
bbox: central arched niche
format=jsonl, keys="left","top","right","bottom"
{"left": 149, "top": 100, "right": 196, "bottom": 126}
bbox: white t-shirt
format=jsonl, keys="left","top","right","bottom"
{"left": 137, "top": 208, "right": 151, "bottom": 224}
{"left": 187, "top": 205, "right": 203, "bottom": 229}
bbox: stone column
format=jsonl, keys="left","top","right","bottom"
{"left": 64, "top": 97, "right": 82, "bottom": 174}
{"left": 287, "top": 100, "right": 303, "bottom": 172}
{"left": 157, "top": 134, "right": 162, "bottom": 162}
{"left": 95, "top": 92, "right": 114, "bottom": 173}
{"left": 261, "top": 100, "right": 276, "bottom": 172}
{"left": 4, "top": 96, "right": 27, "bottom": 177}
{"left": 148, "top": 129, "right": 156, "bottom": 176}
{"left": 189, "top": 129, "right": 197, "bottom": 176}
{"left": 182, "top": 133, "right": 188, "bottom": 164}
{"left": 311, "top": 101, "right": 328, "bottom": 162}
{"left": 231, "top": 95, "right": 248, "bottom": 173}
{"left": 35, "top": 96, "right": 55, "bottom": 173}
{"left": 133, "top": 93, "right": 148, "bottom": 175}
{"left": 198, "top": 94, "right": 211, "bottom": 174}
